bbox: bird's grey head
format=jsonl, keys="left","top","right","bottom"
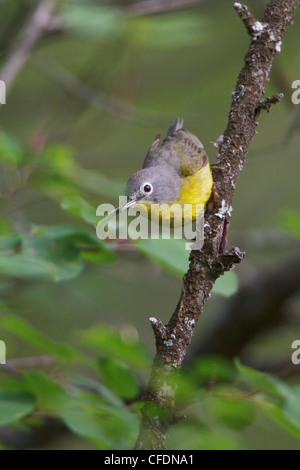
{"left": 124, "top": 165, "right": 180, "bottom": 208}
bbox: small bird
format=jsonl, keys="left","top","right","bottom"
{"left": 122, "top": 119, "right": 213, "bottom": 227}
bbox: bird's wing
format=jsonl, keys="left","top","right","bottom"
{"left": 143, "top": 119, "right": 209, "bottom": 177}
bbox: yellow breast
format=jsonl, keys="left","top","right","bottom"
{"left": 134, "top": 165, "right": 213, "bottom": 228}
{"left": 176, "top": 163, "right": 213, "bottom": 219}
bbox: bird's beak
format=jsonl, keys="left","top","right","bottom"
{"left": 117, "top": 198, "right": 138, "bottom": 213}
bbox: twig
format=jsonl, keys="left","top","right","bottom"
{"left": 2, "top": 355, "right": 58, "bottom": 377}
{"left": 127, "top": 0, "right": 211, "bottom": 16}
{"left": 233, "top": 2, "right": 259, "bottom": 36}
{"left": 134, "top": 0, "right": 298, "bottom": 450}
{"left": 256, "top": 92, "right": 284, "bottom": 113}
{"left": 31, "top": 55, "right": 181, "bottom": 125}
{"left": 0, "top": 0, "right": 58, "bottom": 91}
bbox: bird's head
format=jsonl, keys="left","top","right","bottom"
{"left": 121, "top": 165, "right": 181, "bottom": 211}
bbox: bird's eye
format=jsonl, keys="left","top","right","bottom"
{"left": 143, "top": 183, "right": 153, "bottom": 193}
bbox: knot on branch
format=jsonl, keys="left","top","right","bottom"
{"left": 255, "top": 93, "right": 284, "bottom": 115}
{"left": 192, "top": 246, "right": 245, "bottom": 281}
{"left": 218, "top": 246, "right": 246, "bottom": 272}
{"left": 202, "top": 247, "right": 245, "bottom": 279}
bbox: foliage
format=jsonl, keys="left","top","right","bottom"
{"left": 1, "top": 316, "right": 300, "bottom": 449}
{"left": 0, "top": 129, "right": 238, "bottom": 286}
{"left": 279, "top": 209, "right": 300, "bottom": 240}
{"left": 0, "top": 0, "right": 299, "bottom": 451}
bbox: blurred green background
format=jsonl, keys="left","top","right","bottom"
{"left": 0, "top": 0, "right": 299, "bottom": 450}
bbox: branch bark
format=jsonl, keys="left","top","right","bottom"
{"left": 134, "top": 0, "right": 298, "bottom": 450}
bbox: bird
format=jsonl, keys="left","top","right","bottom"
{"left": 121, "top": 118, "right": 213, "bottom": 227}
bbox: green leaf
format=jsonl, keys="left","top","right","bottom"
{"left": 75, "top": 323, "right": 150, "bottom": 368}
{"left": 81, "top": 249, "right": 117, "bottom": 265}
{"left": 33, "top": 225, "right": 117, "bottom": 265}
{"left": 61, "top": 195, "right": 97, "bottom": 224}
{"left": 128, "top": 13, "right": 209, "bottom": 49}
{"left": 137, "top": 238, "right": 238, "bottom": 296}
{"left": 71, "top": 376, "right": 123, "bottom": 408}
{"left": 0, "top": 252, "right": 50, "bottom": 278}
{"left": 61, "top": 404, "right": 111, "bottom": 448}
{"left": 97, "top": 357, "right": 139, "bottom": 400}
{"left": 62, "top": 3, "right": 125, "bottom": 40}
{"left": 31, "top": 143, "right": 79, "bottom": 198}
{"left": 213, "top": 271, "right": 239, "bottom": 297}
{"left": 137, "top": 238, "right": 189, "bottom": 277}
{"left": 279, "top": 209, "right": 300, "bottom": 239}
{"left": 175, "top": 372, "right": 199, "bottom": 405}
{"left": 0, "top": 234, "right": 20, "bottom": 250}
{"left": 190, "top": 355, "right": 236, "bottom": 384}
{"left": 33, "top": 225, "right": 99, "bottom": 245}
{"left": 235, "top": 359, "right": 289, "bottom": 398}
{"left": 264, "top": 401, "right": 300, "bottom": 441}
{"left": 0, "top": 371, "right": 138, "bottom": 448}
{"left": 167, "top": 424, "right": 241, "bottom": 450}
{"left": 42, "top": 143, "right": 75, "bottom": 173}
{"left": 33, "top": 225, "right": 117, "bottom": 263}
{"left": 0, "top": 390, "right": 36, "bottom": 425}
{"left": 0, "top": 214, "right": 13, "bottom": 238}
{"left": 24, "top": 371, "right": 68, "bottom": 412}
{"left": 60, "top": 395, "right": 138, "bottom": 449}
{"left": 22, "top": 232, "right": 83, "bottom": 281}
{"left": 0, "top": 132, "right": 24, "bottom": 165}
{"left": 1, "top": 315, "right": 81, "bottom": 361}
{"left": 283, "top": 386, "right": 300, "bottom": 430}
{"left": 0, "top": 231, "right": 83, "bottom": 281}
{"left": 76, "top": 390, "right": 139, "bottom": 432}
{"left": 207, "top": 394, "right": 255, "bottom": 430}
{"left": 0, "top": 299, "right": 8, "bottom": 308}
{"left": 235, "top": 361, "right": 300, "bottom": 437}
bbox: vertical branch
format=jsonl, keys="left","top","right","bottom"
{"left": 135, "top": 0, "right": 298, "bottom": 450}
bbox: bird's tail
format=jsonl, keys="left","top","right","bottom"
{"left": 167, "top": 118, "right": 184, "bottom": 137}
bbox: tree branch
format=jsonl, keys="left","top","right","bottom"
{"left": 134, "top": 0, "right": 298, "bottom": 450}
{"left": 0, "top": 0, "right": 58, "bottom": 91}
{"left": 30, "top": 55, "right": 181, "bottom": 125}
{"left": 127, "top": 0, "right": 210, "bottom": 17}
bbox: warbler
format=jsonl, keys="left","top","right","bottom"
{"left": 121, "top": 118, "right": 213, "bottom": 227}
